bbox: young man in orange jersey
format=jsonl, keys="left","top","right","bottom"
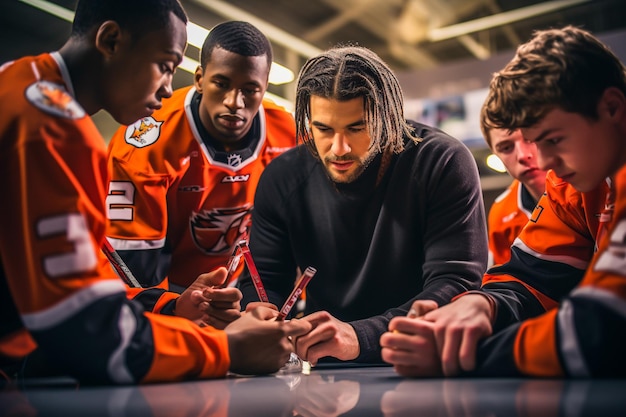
{"left": 0, "top": 0, "right": 309, "bottom": 384}
{"left": 381, "top": 25, "right": 626, "bottom": 377}
{"left": 106, "top": 21, "right": 296, "bottom": 292}
{"left": 483, "top": 124, "right": 547, "bottom": 266}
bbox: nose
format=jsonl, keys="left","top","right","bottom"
{"left": 224, "top": 89, "right": 244, "bottom": 111}
{"left": 516, "top": 141, "right": 535, "bottom": 163}
{"left": 159, "top": 75, "right": 174, "bottom": 99}
{"left": 330, "top": 132, "right": 351, "bottom": 156}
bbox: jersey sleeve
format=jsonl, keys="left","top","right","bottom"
{"left": 472, "top": 166, "right": 626, "bottom": 377}
{"left": 482, "top": 173, "right": 604, "bottom": 332}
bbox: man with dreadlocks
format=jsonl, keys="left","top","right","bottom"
{"left": 239, "top": 45, "right": 487, "bottom": 364}
{"left": 106, "top": 21, "right": 296, "bottom": 294}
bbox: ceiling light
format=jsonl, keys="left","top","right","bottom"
{"left": 486, "top": 154, "right": 507, "bottom": 173}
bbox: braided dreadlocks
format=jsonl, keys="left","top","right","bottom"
{"left": 294, "top": 45, "right": 419, "bottom": 158}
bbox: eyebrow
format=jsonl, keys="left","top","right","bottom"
{"left": 526, "top": 128, "right": 557, "bottom": 143}
{"left": 310, "top": 119, "right": 366, "bottom": 129}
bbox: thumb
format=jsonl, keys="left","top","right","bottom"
{"left": 284, "top": 319, "right": 312, "bottom": 337}
{"left": 409, "top": 300, "right": 439, "bottom": 317}
{"left": 196, "top": 267, "right": 228, "bottom": 287}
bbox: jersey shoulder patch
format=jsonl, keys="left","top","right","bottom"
{"left": 124, "top": 116, "right": 163, "bottom": 148}
{"left": 26, "top": 81, "right": 85, "bottom": 119}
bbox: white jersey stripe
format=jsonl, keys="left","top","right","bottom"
{"left": 21, "top": 280, "right": 126, "bottom": 330}
{"left": 513, "top": 237, "right": 589, "bottom": 270}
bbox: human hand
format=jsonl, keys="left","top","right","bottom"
{"left": 422, "top": 294, "right": 493, "bottom": 375}
{"left": 175, "top": 267, "right": 242, "bottom": 329}
{"left": 225, "top": 306, "right": 312, "bottom": 375}
{"left": 380, "top": 310, "right": 442, "bottom": 377}
{"left": 244, "top": 301, "right": 278, "bottom": 313}
{"left": 294, "top": 311, "right": 359, "bottom": 366}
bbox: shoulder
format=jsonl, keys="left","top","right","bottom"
{"left": 260, "top": 99, "right": 296, "bottom": 132}
{"left": 399, "top": 121, "right": 478, "bottom": 182}
{"left": 257, "top": 145, "right": 315, "bottom": 190}
{"left": 108, "top": 87, "right": 193, "bottom": 166}
{"left": 493, "top": 180, "right": 519, "bottom": 204}
{"left": 1, "top": 54, "right": 95, "bottom": 145}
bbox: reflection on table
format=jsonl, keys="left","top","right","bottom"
{"left": 1, "top": 365, "right": 625, "bottom": 416}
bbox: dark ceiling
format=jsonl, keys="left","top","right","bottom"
{"left": 3, "top": 0, "right": 626, "bottom": 98}
{"left": 3, "top": 0, "right": 626, "bottom": 199}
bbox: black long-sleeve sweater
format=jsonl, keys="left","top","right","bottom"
{"left": 240, "top": 121, "right": 488, "bottom": 362}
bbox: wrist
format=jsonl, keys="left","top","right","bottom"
{"left": 459, "top": 291, "right": 497, "bottom": 323}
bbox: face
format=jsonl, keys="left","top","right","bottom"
{"left": 102, "top": 13, "right": 187, "bottom": 125}
{"left": 195, "top": 47, "right": 269, "bottom": 147}
{"left": 309, "top": 96, "right": 375, "bottom": 183}
{"left": 521, "top": 94, "right": 626, "bottom": 192}
{"left": 489, "top": 128, "right": 547, "bottom": 200}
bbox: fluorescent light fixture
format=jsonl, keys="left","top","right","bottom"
{"left": 486, "top": 154, "right": 507, "bottom": 173}
{"left": 187, "top": 22, "right": 210, "bottom": 49}
{"left": 18, "top": 0, "right": 295, "bottom": 86}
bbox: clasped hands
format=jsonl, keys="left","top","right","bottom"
{"left": 380, "top": 294, "right": 494, "bottom": 377}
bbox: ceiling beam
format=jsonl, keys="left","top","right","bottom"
{"left": 428, "top": 0, "right": 591, "bottom": 42}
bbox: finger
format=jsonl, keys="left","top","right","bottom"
{"left": 245, "top": 301, "right": 278, "bottom": 312}
{"left": 202, "top": 287, "right": 242, "bottom": 302}
{"left": 391, "top": 317, "right": 434, "bottom": 336}
{"left": 458, "top": 329, "right": 485, "bottom": 372}
{"left": 284, "top": 319, "right": 313, "bottom": 338}
{"left": 411, "top": 300, "right": 439, "bottom": 317}
{"left": 196, "top": 267, "right": 228, "bottom": 287}
{"left": 206, "top": 300, "right": 241, "bottom": 310}
{"left": 441, "top": 328, "right": 462, "bottom": 376}
{"left": 247, "top": 305, "right": 280, "bottom": 320}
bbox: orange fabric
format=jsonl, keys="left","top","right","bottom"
{"left": 488, "top": 180, "right": 532, "bottom": 266}
{"left": 142, "top": 313, "right": 230, "bottom": 383}
{"left": 0, "top": 53, "right": 231, "bottom": 382}
{"left": 107, "top": 88, "right": 296, "bottom": 288}
{"left": 0, "top": 330, "right": 37, "bottom": 358}
{"left": 514, "top": 309, "right": 564, "bottom": 376}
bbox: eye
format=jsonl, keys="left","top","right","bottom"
{"left": 545, "top": 137, "right": 563, "bottom": 145}
{"left": 243, "top": 87, "right": 261, "bottom": 95}
{"left": 212, "top": 80, "right": 228, "bottom": 89}
{"left": 348, "top": 126, "right": 366, "bottom": 133}
{"left": 498, "top": 145, "right": 512, "bottom": 153}
{"left": 160, "top": 63, "right": 174, "bottom": 74}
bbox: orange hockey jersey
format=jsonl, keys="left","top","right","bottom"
{"left": 482, "top": 170, "right": 609, "bottom": 328}
{"left": 475, "top": 166, "right": 625, "bottom": 377}
{"left": 0, "top": 53, "right": 230, "bottom": 384}
{"left": 106, "top": 86, "right": 296, "bottom": 289}
{"left": 488, "top": 179, "right": 536, "bottom": 266}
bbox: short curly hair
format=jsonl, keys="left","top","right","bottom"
{"left": 483, "top": 25, "right": 626, "bottom": 132}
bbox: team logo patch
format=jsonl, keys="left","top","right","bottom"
{"left": 189, "top": 206, "right": 252, "bottom": 255}
{"left": 124, "top": 117, "right": 163, "bottom": 148}
{"left": 26, "top": 81, "right": 85, "bottom": 119}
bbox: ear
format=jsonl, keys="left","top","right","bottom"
{"left": 94, "top": 21, "right": 123, "bottom": 58}
{"left": 598, "top": 86, "right": 626, "bottom": 121}
{"left": 193, "top": 65, "right": 203, "bottom": 92}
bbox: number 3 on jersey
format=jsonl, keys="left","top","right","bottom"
{"left": 107, "top": 181, "right": 136, "bottom": 221}
{"left": 37, "top": 213, "right": 97, "bottom": 277}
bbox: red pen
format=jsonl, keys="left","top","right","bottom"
{"left": 238, "top": 241, "right": 269, "bottom": 303}
{"left": 276, "top": 266, "right": 317, "bottom": 321}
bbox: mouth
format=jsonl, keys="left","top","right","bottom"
{"left": 556, "top": 172, "right": 575, "bottom": 182}
{"left": 218, "top": 114, "right": 245, "bottom": 125}
{"left": 520, "top": 167, "right": 538, "bottom": 178}
{"left": 329, "top": 160, "right": 355, "bottom": 171}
